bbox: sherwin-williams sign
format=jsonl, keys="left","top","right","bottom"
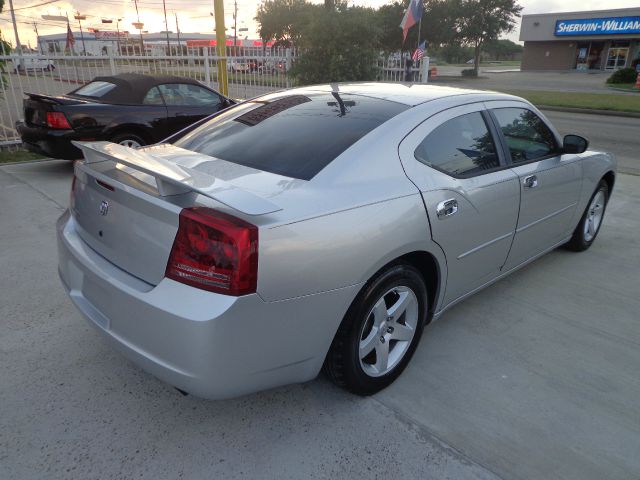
{"left": 555, "top": 16, "right": 640, "bottom": 36}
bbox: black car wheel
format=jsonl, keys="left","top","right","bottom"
{"left": 566, "top": 180, "right": 609, "bottom": 252}
{"left": 110, "top": 132, "right": 146, "bottom": 149}
{"left": 324, "top": 263, "right": 428, "bottom": 396}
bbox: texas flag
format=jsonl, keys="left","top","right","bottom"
{"left": 399, "top": 0, "right": 424, "bottom": 43}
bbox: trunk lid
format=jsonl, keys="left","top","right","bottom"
{"left": 24, "top": 92, "right": 85, "bottom": 127}
{"left": 71, "top": 141, "right": 294, "bottom": 285}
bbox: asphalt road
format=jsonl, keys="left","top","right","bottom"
{"left": 542, "top": 110, "right": 639, "bottom": 176}
{"left": 1, "top": 156, "right": 639, "bottom": 479}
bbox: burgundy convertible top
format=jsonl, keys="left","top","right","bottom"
{"left": 68, "top": 73, "right": 205, "bottom": 105}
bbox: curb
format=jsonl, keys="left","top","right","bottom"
{"left": 0, "top": 157, "right": 57, "bottom": 166}
{"left": 537, "top": 105, "right": 640, "bottom": 118}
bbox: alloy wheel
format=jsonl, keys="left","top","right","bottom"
{"left": 583, "top": 190, "right": 606, "bottom": 242}
{"left": 358, "top": 286, "right": 419, "bottom": 377}
{"left": 118, "top": 139, "right": 142, "bottom": 148}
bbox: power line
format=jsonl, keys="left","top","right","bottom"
{"left": 10, "top": 0, "right": 59, "bottom": 11}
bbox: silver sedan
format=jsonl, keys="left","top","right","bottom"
{"left": 57, "top": 83, "right": 616, "bottom": 399}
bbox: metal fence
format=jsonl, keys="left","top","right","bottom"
{"left": 0, "top": 48, "right": 430, "bottom": 147}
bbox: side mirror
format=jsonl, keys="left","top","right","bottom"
{"left": 563, "top": 134, "right": 588, "bottom": 154}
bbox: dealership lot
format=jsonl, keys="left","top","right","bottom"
{"left": 2, "top": 135, "right": 640, "bottom": 478}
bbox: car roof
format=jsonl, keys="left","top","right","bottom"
{"left": 267, "top": 83, "right": 514, "bottom": 107}
{"left": 69, "top": 73, "right": 208, "bottom": 105}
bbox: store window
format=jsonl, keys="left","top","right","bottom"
{"left": 575, "top": 42, "right": 605, "bottom": 70}
{"left": 606, "top": 41, "right": 630, "bottom": 70}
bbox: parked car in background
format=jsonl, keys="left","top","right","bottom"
{"left": 227, "top": 60, "right": 250, "bottom": 73}
{"left": 247, "top": 58, "right": 264, "bottom": 73}
{"left": 12, "top": 55, "right": 55, "bottom": 73}
{"left": 16, "top": 73, "right": 233, "bottom": 159}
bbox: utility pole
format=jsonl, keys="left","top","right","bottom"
{"left": 74, "top": 12, "right": 87, "bottom": 55}
{"left": 132, "top": 0, "right": 145, "bottom": 55}
{"left": 33, "top": 22, "right": 43, "bottom": 54}
{"left": 175, "top": 13, "right": 181, "bottom": 53}
{"left": 162, "top": 0, "right": 171, "bottom": 55}
{"left": 233, "top": 0, "right": 238, "bottom": 46}
{"left": 7, "top": 0, "right": 24, "bottom": 68}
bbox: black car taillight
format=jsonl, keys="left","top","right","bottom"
{"left": 165, "top": 207, "right": 258, "bottom": 296}
{"left": 46, "top": 111, "right": 71, "bottom": 129}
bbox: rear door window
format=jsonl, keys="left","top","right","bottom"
{"left": 491, "top": 108, "right": 559, "bottom": 163}
{"left": 174, "top": 92, "right": 407, "bottom": 180}
{"left": 414, "top": 111, "right": 501, "bottom": 177}
{"left": 143, "top": 86, "right": 165, "bottom": 105}
{"left": 157, "top": 83, "right": 222, "bottom": 107}
{"left": 73, "top": 81, "right": 117, "bottom": 98}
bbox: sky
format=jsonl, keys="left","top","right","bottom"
{"left": 0, "top": 0, "right": 637, "bottom": 50}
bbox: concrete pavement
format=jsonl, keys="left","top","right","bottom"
{"left": 543, "top": 110, "right": 640, "bottom": 176}
{"left": 1, "top": 158, "right": 639, "bottom": 479}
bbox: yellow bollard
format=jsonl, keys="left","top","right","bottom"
{"left": 213, "top": 0, "right": 228, "bottom": 97}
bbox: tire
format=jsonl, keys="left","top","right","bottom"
{"left": 324, "top": 263, "right": 428, "bottom": 396}
{"left": 566, "top": 180, "right": 609, "bottom": 252}
{"left": 110, "top": 132, "right": 146, "bottom": 149}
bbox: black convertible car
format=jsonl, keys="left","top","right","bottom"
{"left": 16, "top": 73, "right": 234, "bottom": 159}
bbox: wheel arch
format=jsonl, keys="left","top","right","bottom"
{"left": 355, "top": 249, "right": 444, "bottom": 326}
{"left": 602, "top": 170, "right": 615, "bottom": 195}
{"left": 104, "top": 123, "right": 153, "bottom": 144}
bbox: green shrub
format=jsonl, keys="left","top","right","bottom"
{"left": 461, "top": 68, "right": 476, "bottom": 77}
{"left": 606, "top": 67, "right": 638, "bottom": 84}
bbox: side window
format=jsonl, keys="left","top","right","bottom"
{"left": 143, "top": 86, "right": 164, "bottom": 105}
{"left": 157, "top": 83, "right": 222, "bottom": 107}
{"left": 492, "top": 108, "right": 558, "bottom": 163}
{"left": 414, "top": 111, "right": 500, "bottom": 177}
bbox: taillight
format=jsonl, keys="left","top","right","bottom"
{"left": 46, "top": 111, "right": 71, "bottom": 129}
{"left": 165, "top": 207, "right": 258, "bottom": 296}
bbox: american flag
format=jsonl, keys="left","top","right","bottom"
{"left": 412, "top": 41, "right": 426, "bottom": 61}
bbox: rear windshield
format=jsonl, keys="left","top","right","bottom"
{"left": 174, "top": 92, "right": 408, "bottom": 180}
{"left": 73, "top": 81, "right": 117, "bottom": 98}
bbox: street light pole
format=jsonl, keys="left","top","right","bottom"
{"left": 74, "top": 12, "right": 87, "bottom": 55}
{"left": 116, "top": 18, "right": 122, "bottom": 55}
{"left": 175, "top": 13, "right": 181, "bottom": 53}
{"left": 233, "top": 0, "right": 238, "bottom": 47}
{"left": 133, "top": 0, "right": 144, "bottom": 55}
{"left": 162, "top": 0, "right": 171, "bottom": 55}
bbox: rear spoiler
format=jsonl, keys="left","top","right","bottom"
{"left": 72, "top": 141, "right": 282, "bottom": 216}
{"left": 25, "top": 92, "right": 84, "bottom": 106}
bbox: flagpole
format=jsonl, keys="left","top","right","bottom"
{"left": 416, "top": 0, "right": 423, "bottom": 50}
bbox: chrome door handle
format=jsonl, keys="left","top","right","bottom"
{"left": 436, "top": 199, "right": 458, "bottom": 219}
{"left": 523, "top": 175, "right": 538, "bottom": 188}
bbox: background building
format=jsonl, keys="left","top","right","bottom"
{"left": 37, "top": 31, "right": 274, "bottom": 56}
{"left": 520, "top": 7, "right": 640, "bottom": 71}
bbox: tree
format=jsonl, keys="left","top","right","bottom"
{"left": 483, "top": 38, "right": 522, "bottom": 61}
{"left": 290, "top": 6, "right": 381, "bottom": 84}
{"left": 454, "top": 0, "right": 522, "bottom": 76}
{"left": 255, "top": 0, "right": 318, "bottom": 47}
{"left": 375, "top": 0, "right": 458, "bottom": 54}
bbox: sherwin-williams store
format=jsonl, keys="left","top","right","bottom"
{"left": 520, "top": 7, "right": 640, "bottom": 71}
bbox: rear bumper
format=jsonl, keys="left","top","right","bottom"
{"left": 17, "top": 121, "right": 94, "bottom": 160}
{"left": 57, "top": 210, "right": 358, "bottom": 399}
